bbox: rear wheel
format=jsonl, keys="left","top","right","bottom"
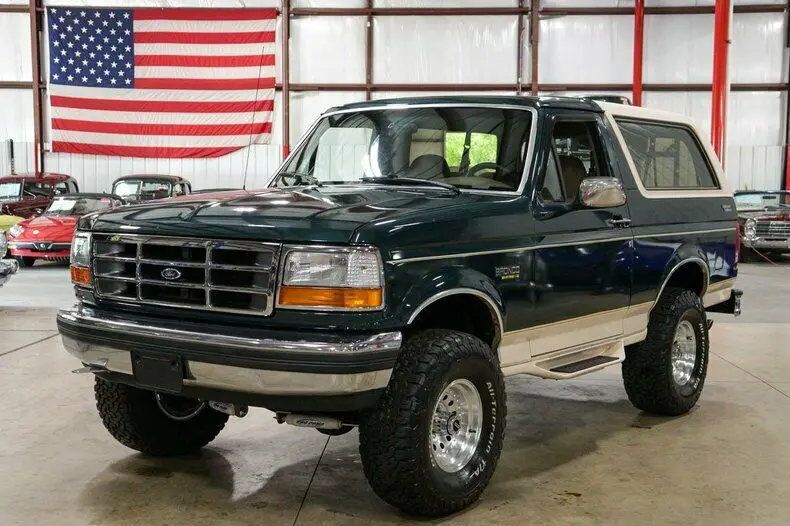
{"left": 358, "top": 329, "right": 506, "bottom": 517}
{"left": 15, "top": 256, "right": 35, "bottom": 267}
{"left": 94, "top": 377, "right": 228, "bottom": 456}
{"left": 622, "top": 287, "right": 709, "bottom": 416}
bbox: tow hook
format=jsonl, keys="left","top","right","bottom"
{"left": 72, "top": 359, "right": 109, "bottom": 374}
{"left": 208, "top": 401, "right": 248, "bottom": 417}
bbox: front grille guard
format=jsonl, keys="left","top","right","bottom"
{"left": 91, "top": 233, "right": 281, "bottom": 317}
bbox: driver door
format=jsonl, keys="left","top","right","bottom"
{"left": 529, "top": 110, "right": 634, "bottom": 355}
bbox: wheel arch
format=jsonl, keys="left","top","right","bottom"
{"left": 653, "top": 256, "right": 709, "bottom": 309}
{"left": 406, "top": 287, "right": 504, "bottom": 350}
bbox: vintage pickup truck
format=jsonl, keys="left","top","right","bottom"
{"left": 58, "top": 96, "right": 741, "bottom": 517}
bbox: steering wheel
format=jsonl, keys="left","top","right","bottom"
{"left": 466, "top": 162, "right": 510, "bottom": 180}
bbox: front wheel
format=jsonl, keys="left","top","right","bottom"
{"left": 358, "top": 329, "right": 506, "bottom": 517}
{"left": 94, "top": 377, "right": 229, "bottom": 456}
{"left": 622, "top": 287, "right": 709, "bottom": 416}
{"left": 15, "top": 256, "right": 35, "bottom": 267}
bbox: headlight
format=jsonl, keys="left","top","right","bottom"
{"left": 278, "top": 246, "right": 383, "bottom": 310}
{"left": 8, "top": 224, "right": 22, "bottom": 238}
{"left": 70, "top": 232, "right": 92, "bottom": 286}
{"left": 744, "top": 219, "right": 757, "bottom": 241}
{"left": 0, "top": 230, "right": 7, "bottom": 259}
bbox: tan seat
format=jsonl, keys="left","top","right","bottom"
{"left": 558, "top": 155, "right": 588, "bottom": 203}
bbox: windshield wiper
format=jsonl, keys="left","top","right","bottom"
{"left": 359, "top": 177, "right": 460, "bottom": 195}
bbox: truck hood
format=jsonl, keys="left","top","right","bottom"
{"left": 83, "top": 186, "right": 491, "bottom": 244}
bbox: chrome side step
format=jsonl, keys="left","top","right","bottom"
{"left": 501, "top": 338, "right": 625, "bottom": 380}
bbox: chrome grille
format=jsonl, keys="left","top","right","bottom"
{"left": 755, "top": 220, "right": 790, "bottom": 238}
{"left": 92, "top": 234, "right": 280, "bottom": 316}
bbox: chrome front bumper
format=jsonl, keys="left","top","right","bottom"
{"left": 57, "top": 305, "right": 400, "bottom": 398}
{"left": 742, "top": 237, "right": 790, "bottom": 251}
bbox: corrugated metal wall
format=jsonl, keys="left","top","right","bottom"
{"left": 0, "top": 0, "right": 788, "bottom": 191}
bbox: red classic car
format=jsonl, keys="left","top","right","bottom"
{"left": 111, "top": 174, "right": 191, "bottom": 202}
{"left": 8, "top": 193, "right": 124, "bottom": 267}
{"left": 0, "top": 173, "right": 80, "bottom": 218}
{"left": 735, "top": 190, "right": 790, "bottom": 262}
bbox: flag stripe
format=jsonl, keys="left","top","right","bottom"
{"left": 50, "top": 94, "right": 275, "bottom": 113}
{"left": 53, "top": 142, "right": 245, "bottom": 158}
{"left": 135, "top": 43, "right": 275, "bottom": 56}
{"left": 134, "top": 8, "right": 278, "bottom": 21}
{"left": 50, "top": 85, "right": 274, "bottom": 102}
{"left": 53, "top": 118, "right": 272, "bottom": 136}
{"left": 51, "top": 107, "right": 273, "bottom": 125}
{"left": 134, "top": 54, "right": 275, "bottom": 67}
{"left": 134, "top": 78, "right": 275, "bottom": 90}
{"left": 134, "top": 19, "right": 275, "bottom": 33}
{"left": 52, "top": 130, "right": 264, "bottom": 147}
{"left": 134, "top": 31, "right": 275, "bottom": 44}
{"left": 135, "top": 65, "right": 274, "bottom": 79}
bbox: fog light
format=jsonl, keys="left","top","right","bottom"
{"left": 70, "top": 266, "right": 91, "bottom": 286}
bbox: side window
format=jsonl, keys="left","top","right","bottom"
{"left": 539, "top": 119, "right": 609, "bottom": 204}
{"left": 54, "top": 182, "right": 68, "bottom": 195}
{"left": 173, "top": 183, "right": 185, "bottom": 196}
{"left": 22, "top": 182, "right": 52, "bottom": 198}
{"left": 615, "top": 119, "right": 718, "bottom": 189}
{"left": 539, "top": 152, "right": 565, "bottom": 203}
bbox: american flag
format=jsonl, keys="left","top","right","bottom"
{"left": 47, "top": 7, "right": 277, "bottom": 158}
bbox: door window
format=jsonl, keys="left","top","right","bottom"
{"left": 538, "top": 119, "right": 609, "bottom": 204}
{"left": 22, "top": 182, "right": 52, "bottom": 199}
{"left": 54, "top": 182, "right": 69, "bottom": 195}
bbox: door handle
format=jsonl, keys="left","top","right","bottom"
{"left": 606, "top": 217, "right": 632, "bottom": 228}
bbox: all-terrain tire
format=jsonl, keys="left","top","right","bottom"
{"left": 94, "top": 377, "right": 229, "bottom": 456}
{"left": 358, "top": 329, "right": 506, "bottom": 517}
{"left": 622, "top": 287, "right": 709, "bottom": 416}
{"left": 15, "top": 256, "right": 35, "bottom": 268}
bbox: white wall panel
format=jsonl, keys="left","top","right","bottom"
{"left": 0, "top": 90, "right": 34, "bottom": 142}
{"left": 293, "top": 0, "right": 366, "bottom": 7}
{"left": 0, "top": 14, "right": 32, "bottom": 82}
{"left": 376, "top": 0, "right": 515, "bottom": 6}
{"left": 644, "top": 14, "right": 713, "bottom": 83}
{"left": 539, "top": 15, "right": 633, "bottom": 84}
{"left": 373, "top": 16, "right": 517, "bottom": 84}
{"left": 642, "top": 91, "right": 712, "bottom": 141}
{"left": 730, "top": 13, "right": 787, "bottom": 84}
{"left": 291, "top": 17, "right": 366, "bottom": 83}
{"left": 289, "top": 91, "right": 366, "bottom": 138}
{"left": 728, "top": 91, "right": 784, "bottom": 147}
{"left": 542, "top": 1, "right": 634, "bottom": 6}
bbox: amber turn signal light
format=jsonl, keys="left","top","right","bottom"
{"left": 279, "top": 286, "right": 382, "bottom": 309}
{"left": 70, "top": 266, "right": 91, "bottom": 286}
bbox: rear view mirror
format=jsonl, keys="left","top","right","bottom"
{"left": 580, "top": 178, "right": 626, "bottom": 208}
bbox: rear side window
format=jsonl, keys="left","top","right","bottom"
{"left": 615, "top": 120, "right": 718, "bottom": 190}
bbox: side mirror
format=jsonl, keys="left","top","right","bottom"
{"left": 579, "top": 178, "right": 626, "bottom": 208}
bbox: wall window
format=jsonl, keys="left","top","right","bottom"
{"left": 616, "top": 120, "right": 718, "bottom": 190}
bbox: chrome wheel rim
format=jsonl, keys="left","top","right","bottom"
{"left": 671, "top": 320, "right": 697, "bottom": 385}
{"left": 430, "top": 379, "right": 483, "bottom": 473}
{"left": 155, "top": 392, "right": 205, "bottom": 421}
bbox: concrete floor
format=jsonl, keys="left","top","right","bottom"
{"left": 1, "top": 261, "right": 789, "bottom": 525}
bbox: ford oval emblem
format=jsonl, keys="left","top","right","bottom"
{"left": 161, "top": 268, "right": 182, "bottom": 281}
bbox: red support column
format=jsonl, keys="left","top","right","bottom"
{"left": 711, "top": 0, "right": 731, "bottom": 161}
{"left": 632, "top": 0, "right": 644, "bottom": 106}
{"left": 282, "top": 0, "right": 291, "bottom": 159}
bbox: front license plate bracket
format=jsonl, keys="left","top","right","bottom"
{"left": 131, "top": 352, "right": 184, "bottom": 393}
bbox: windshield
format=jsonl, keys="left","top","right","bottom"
{"left": 113, "top": 179, "right": 173, "bottom": 200}
{"left": 734, "top": 192, "right": 790, "bottom": 210}
{"left": 0, "top": 183, "right": 21, "bottom": 201}
{"left": 45, "top": 196, "right": 113, "bottom": 216}
{"left": 272, "top": 106, "right": 533, "bottom": 192}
